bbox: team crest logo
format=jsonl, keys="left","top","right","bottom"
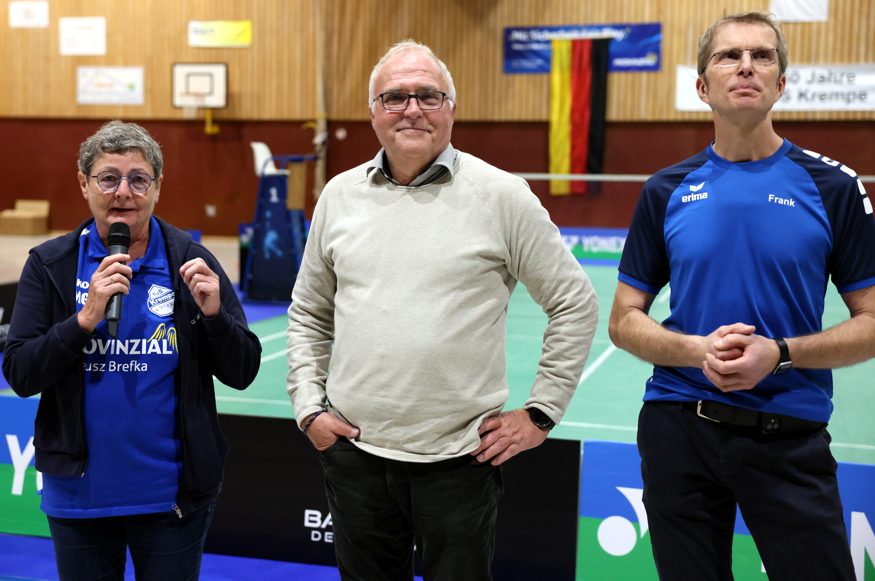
{"left": 147, "top": 284, "right": 174, "bottom": 317}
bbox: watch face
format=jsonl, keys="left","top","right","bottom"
{"left": 527, "top": 408, "right": 555, "bottom": 430}
{"left": 773, "top": 361, "right": 793, "bottom": 375}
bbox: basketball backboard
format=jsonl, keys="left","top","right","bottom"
{"left": 172, "top": 63, "right": 228, "bottom": 109}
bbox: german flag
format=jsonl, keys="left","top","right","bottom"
{"left": 549, "top": 38, "right": 609, "bottom": 195}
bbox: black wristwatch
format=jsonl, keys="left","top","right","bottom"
{"left": 772, "top": 337, "right": 792, "bottom": 375}
{"left": 526, "top": 407, "right": 556, "bottom": 431}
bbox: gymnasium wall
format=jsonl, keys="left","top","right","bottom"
{"left": 0, "top": 0, "right": 873, "bottom": 234}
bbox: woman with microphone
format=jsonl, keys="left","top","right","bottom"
{"left": 2, "top": 120, "right": 262, "bottom": 580}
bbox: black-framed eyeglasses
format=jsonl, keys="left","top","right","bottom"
{"left": 709, "top": 47, "right": 779, "bottom": 70}
{"left": 89, "top": 171, "right": 156, "bottom": 196}
{"left": 374, "top": 91, "right": 449, "bottom": 112}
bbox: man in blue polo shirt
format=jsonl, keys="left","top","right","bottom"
{"left": 609, "top": 12, "right": 875, "bottom": 581}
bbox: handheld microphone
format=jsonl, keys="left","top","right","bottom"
{"left": 105, "top": 222, "right": 131, "bottom": 338}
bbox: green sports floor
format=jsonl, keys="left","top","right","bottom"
{"left": 219, "top": 264, "right": 875, "bottom": 466}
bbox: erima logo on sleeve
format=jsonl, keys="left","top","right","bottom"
{"left": 681, "top": 182, "right": 708, "bottom": 203}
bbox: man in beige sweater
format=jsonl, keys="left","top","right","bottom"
{"left": 287, "top": 40, "right": 598, "bottom": 581}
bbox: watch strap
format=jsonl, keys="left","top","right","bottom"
{"left": 772, "top": 337, "right": 792, "bottom": 375}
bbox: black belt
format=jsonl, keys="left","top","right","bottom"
{"left": 683, "top": 400, "right": 825, "bottom": 435}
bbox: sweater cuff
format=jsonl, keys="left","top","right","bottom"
{"left": 57, "top": 314, "right": 97, "bottom": 353}
{"left": 200, "top": 309, "right": 234, "bottom": 336}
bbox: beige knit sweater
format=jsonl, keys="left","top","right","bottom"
{"left": 287, "top": 149, "right": 598, "bottom": 462}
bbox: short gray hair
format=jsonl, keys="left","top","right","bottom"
{"left": 368, "top": 40, "right": 456, "bottom": 112}
{"left": 696, "top": 11, "right": 787, "bottom": 78}
{"left": 78, "top": 120, "right": 164, "bottom": 177}
{"left": 697, "top": 11, "right": 788, "bottom": 77}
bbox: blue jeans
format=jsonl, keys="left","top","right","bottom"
{"left": 47, "top": 503, "right": 215, "bottom": 581}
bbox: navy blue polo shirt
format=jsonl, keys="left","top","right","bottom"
{"left": 619, "top": 140, "right": 875, "bottom": 422}
{"left": 42, "top": 218, "right": 181, "bottom": 518}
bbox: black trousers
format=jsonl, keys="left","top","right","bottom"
{"left": 318, "top": 438, "right": 503, "bottom": 581}
{"left": 637, "top": 402, "right": 854, "bottom": 581}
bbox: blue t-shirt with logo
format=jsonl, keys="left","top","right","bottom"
{"left": 619, "top": 139, "right": 875, "bottom": 422}
{"left": 42, "top": 217, "right": 181, "bottom": 518}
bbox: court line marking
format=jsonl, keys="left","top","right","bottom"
{"left": 830, "top": 442, "right": 875, "bottom": 451}
{"left": 574, "top": 287, "right": 669, "bottom": 387}
{"left": 259, "top": 330, "right": 286, "bottom": 343}
{"left": 578, "top": 344, "right": 617, "bottom": 386}
{"left": 213, "top": 398, "right": 874, "bottom": 453}
{"left": 561, "top": 421, "right": 637, "bottom": 432}
{"left": 216, "top": 395, "right": 290, "bottom": 406}
{"left": 251, "top": 299, "right": 874, "bottom": 454}
{"left": 261, "top": 348, "right": 291, "bottom": 363}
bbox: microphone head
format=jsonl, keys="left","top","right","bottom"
{"left": 107, "top": 222, "right": 131, "bottom": 249}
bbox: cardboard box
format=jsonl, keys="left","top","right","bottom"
{"left": 287, "top": 162, "right": 307, "bottom": 210}
{"left": 0, "top": 199, "right": 50, "bottom": 235}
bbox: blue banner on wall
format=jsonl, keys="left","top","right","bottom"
{"left": 504, "top": 23, "right": 661, "bottom": 74}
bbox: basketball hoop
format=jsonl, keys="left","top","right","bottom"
{"left": 182, "top": 107, "right": 196, "bottom": 119}
{"left": 171, "top": 63, "right": 227, "bottom": 136}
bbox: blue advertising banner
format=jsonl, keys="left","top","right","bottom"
{"left": 0, "top": 395, "right": 48, "bottom": 536}
{"left": 578, "top": 441, "right": 875, "bottom": 580}
{"left": 504, "top": 23, "right": 662, "bottom": 74}
{"left": 559, "top": 226, "right": 627, "bottom": 265}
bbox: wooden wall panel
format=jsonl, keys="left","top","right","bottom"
{"left": 322, "top": 0, "right": 875, "bottom": 122}
{"left": 0, "top": 0, "right": 317, "bottom": 120}
{"left": 0, "top": 0, "right": 871, "bottom": 121}
{"left": 0, "top": 119, "right": 317, "bottom": 235}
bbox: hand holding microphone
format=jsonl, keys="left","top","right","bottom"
{"left": 104, "top": 223, "right": 131, "bottom": 338}
{"left": 76, "top": 222, "right": 132, "bottom": 335}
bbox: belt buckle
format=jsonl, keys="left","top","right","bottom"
{"left": 696, "top": 401, "right": 721, "bottom": 423}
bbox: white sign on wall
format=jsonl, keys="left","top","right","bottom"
{"left": 675, "top": 64, "right": 875, "bottom": 112}
{"left": 771, "top": 0, "right": 829, "bottom": 22}
{"left": 59, "top": 17, "right": 106, "bottom": 56}
{"left": 77, "top": 67, "right": 144, "bottom": 105}
{"left": 8, "top": 1, "right": 49, "bottom": 28}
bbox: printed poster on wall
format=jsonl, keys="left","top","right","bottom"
{"left": 77, "top": 67, "right": 144, "bottom": 105}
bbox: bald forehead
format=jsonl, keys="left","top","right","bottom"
{"left": 376, "top": 51, "right": 445, "bottom": 90}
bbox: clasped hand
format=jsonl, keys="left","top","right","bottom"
{"left": 701, "top": 322, "right": 780, "bottom": 392}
